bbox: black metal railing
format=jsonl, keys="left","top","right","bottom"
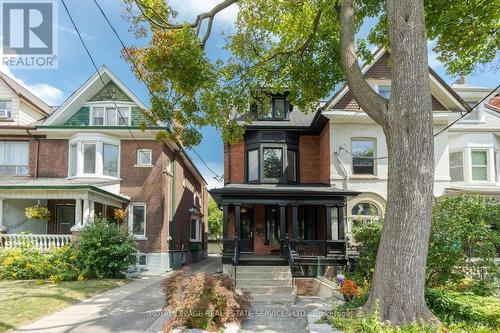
{"left": 288, "top": 239, "right": 347, "bottom": 257}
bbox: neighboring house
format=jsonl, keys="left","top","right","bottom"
{"left": 322, "top": 49, "right": 500, "bottom": 237}
{"left": 210, "top": 92, "right": 359, "bottom": 276}
{"left": 0, "top": 68, "right": 208, "bottom": 273}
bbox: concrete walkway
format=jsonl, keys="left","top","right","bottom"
{"left": 12, "top": 257, "right": 222, "bottom": 333}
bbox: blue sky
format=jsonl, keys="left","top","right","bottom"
{"left": 1, "top": 1, "right": 498, "bottom": 189}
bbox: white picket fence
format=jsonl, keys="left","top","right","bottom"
{"left": 0, "top": 234, "right": 72, "bottom": 250}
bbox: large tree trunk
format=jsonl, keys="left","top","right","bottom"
{"left": 339, "top": 0, "right": 436, "bottom": 325}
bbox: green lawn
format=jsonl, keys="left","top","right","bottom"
{"left": 0, "top": 279, "right": 129, "bottom": 333}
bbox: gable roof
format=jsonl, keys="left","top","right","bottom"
{"left": 43, "top": 66, "right": 148, "bottom": 126}
{"left": 485, "top": 94, "right": 500, "bottom": 113}
{"left": 0, "top": 71, "right": 53, "bottom": 116}
{"left": 323, "top": 49, "right": 468, "bottom": 113}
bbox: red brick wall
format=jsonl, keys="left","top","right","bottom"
{"left": 299, "top": 135, "right": 320, "bottom": 183}
{"left": 224, "top": 141, "right": 245, "bottom": 184}
{"left": 294, "top": 278, "right": 315, "bottom": 296}
{"left": 38, "top": 139, "right": 68, "bottom": 177}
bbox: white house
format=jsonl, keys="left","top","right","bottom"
{"left": 321, "top": 50, "right": 499, "bottom": 232}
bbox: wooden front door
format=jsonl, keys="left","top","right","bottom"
{"left": 57, "top": 205, "right": 75, "bottom": 234}
{"left": 240, "top": 206, "right": 254, "bottom": 252}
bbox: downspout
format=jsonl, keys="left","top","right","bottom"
{"left": 170, "top": 151, "right": 177, "bottom": 250}
{"left": 334, "top": 147, "right": 348, "bottom": 190}
{"left": 26, "top": 128, "right": 39, "bottom": 179}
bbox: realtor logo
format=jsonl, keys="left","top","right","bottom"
{"left": 1, "top": 0, "right": 58, "bottom": 68}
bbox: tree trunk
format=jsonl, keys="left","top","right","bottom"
{"left": 339, "top": 0, "right": 437, "bottom": 325}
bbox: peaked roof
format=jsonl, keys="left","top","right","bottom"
{"left": 0, "top": 71, "right": 53, "bottom": 116}
{"left": 43, "top": 66, "right": 148, "bottom": 126}
{"left": 323, "top": 49, "right": 469, "bottom": 112}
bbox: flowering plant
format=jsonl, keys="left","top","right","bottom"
{"left": 340, "top": 279, "right": 359, "bottom": 300}
{"left": 113, "top": 208, "right": 127, "bottom": 222}
{"left": 25, "top": 203, "right": 51, "bottom": 221}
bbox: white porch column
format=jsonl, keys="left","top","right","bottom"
{"left": 72, "top": 198, "right": 83, "bottom": 231}
{"left": 82, "top": 199, "right": 91, "bottom": 226}
{"left": 0, "top": 198, "right": 5, "bottom": 233}
{"left": 89, "top": 200, "right": 95, "bottom": 219}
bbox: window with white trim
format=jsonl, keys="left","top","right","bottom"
{"left": 0, "top": 141, "right": 29, "bottom": 175}
{"left": 136, "top": 149, "right": 152, "bottom": 166}
{"left": 190, "top": 218, "right": 201, "bottom": 242}
{"left": 68, "top": 135, "right": 120, "bottom": 179}
{"left": 130, "top": 203, "right": 146, "bottom": 238}
{"left": 0, "top": 100, "right": 12, "bottom": 118}
{"left": 449, "top": 151, "right": 464, "bottom": 181}
{"left": 103, "top": 144, "right": 119, "bottom": 177}
{"left": 83, "top": 143, "right": 96, "bottom": 174}
{"left": 352, "top": 139, "right": 376, "bottom": 175}
{"left": 471, "top": 150, "right": 488, "bottom": 181}
{"left": 91, "top": 105, "right": 131, "bottom": 126}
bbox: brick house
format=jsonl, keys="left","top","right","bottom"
{"left": 0, "top": 68, "right": 208, "bottom": 273}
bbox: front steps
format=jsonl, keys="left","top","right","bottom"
{"left": 235, "top": 266, "right": 296, "bottom": 304}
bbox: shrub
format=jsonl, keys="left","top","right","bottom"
{"left": 162, "top": 270, "right": 251, "bottom": 332}
{"left": 75, "top": 217, "right": 137, "bottom": 279}
{"left": 0, "top": 243, "right": 80, "bottom": 281}
{"left": 351, "top": 220, "right": 382, "bottom": 282}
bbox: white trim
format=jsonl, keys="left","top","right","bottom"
{"left": 89, "top": 105, "right": 132, "bottom": 126}
{"left": 189, "top": 217, "right": 201, "bottom": 242}
{"left": 351, "top": 137, "right": 377, "bottom": 176}
{"left": 136, "top": 148, "right": 153, "bottom": 166}
{"left": 129, "top": 202, "right": 147, "bottom": 239}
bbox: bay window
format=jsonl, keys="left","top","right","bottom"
{"left": 0, "top": 141, "right": 29, "bottom": 175}
{"left": 103, "top": 144, "right": 119, "bottom": 177}
{"left": 246, "top": 145, "right": 297, "bottom": 183}
{"left": 471, "top": 150, "right": 488, "bottom": 181}
{"left": 263, "top": 147, "right": 283, "bottom": 181}
{"left": 68, "top": 135, "right": 120, "bottom": 178}
{"left": 247, "top": 149, "right": 259, "bottom": 181}
{"left": 69, "top": 144, "right": 77, "bottom": 177}
{"left": 83, "top": 143, "right": 96, "bottom": 174}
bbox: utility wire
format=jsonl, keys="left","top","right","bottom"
{"left": 92, "top": 0, "right": 223, "bottom": 182}
{"left": 60, "top": 0, "right": 152, "bottom": 164}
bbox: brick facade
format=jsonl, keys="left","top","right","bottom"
{"left": 37, "top": 139, "right": 69, "bottom": 178}
{"left": 224, "top": 141, "right": 245, "bottom": 184}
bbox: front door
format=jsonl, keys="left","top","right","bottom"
{"left": 57, "top": 205, "right": 75, "bottom": 234}
{"left": 240, "top": 206, "right": 254, "bottom": 252}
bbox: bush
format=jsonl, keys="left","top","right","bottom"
{"left": 351, "top": 220, "right": 382, "bottom": 282}
{"left": 75, "top": 217, "right": 137, "bottom": 279}
{"left": 0, "top": 243, "right": 80, "bottom": 281}
{"left": 162, "top": 270, "right": 251, "bottom": 331}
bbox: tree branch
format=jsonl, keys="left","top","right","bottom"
{"left": 338, "top": 0, "right": 388, "bottom": 127}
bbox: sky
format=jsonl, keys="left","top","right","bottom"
{"left": 0, "top": 1, "right": 498, "bottom": 189}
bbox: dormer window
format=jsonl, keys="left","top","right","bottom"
{"left": 258, "top": 95, "right": 291, "bottom": 120}
{"left": 0, "top": 100, "right": 12, "bottom": 118}
{"left": 90, "top": 105, "right": 131, "bottom": 126}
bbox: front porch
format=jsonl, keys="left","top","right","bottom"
{"left": 211, "top": 184, "right": 359, "bottom": 268}
{"left": 0, "top": 178, "right": 129, "bottom": 249}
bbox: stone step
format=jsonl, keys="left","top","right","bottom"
{"left": 235, "top": 272, "right": 292, "bottom": 280}
{"left": 235, "top": 266, "right": 290, "bottom": 274}
{"left": 252, "top": 293, "right": 297, "bottom": 304}
{"left": 243, "top": 286, "right": 295, "bottom": 294}
{"left": 236, "top": 278, "right": 292, "bottom": 287}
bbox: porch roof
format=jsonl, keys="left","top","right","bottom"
{"left": 0, "top": 177, "right": 129, "bottom": 205}
{"left": 211, "top": 183, "right": 359, "bottom": 205}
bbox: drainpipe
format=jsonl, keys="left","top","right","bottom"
{"left": 26, "top": 128, "right": 39, "bottom": 179}
{"left": 170, "top": 151, "right": 177, "bottom": 250}
{"left": 334, "top": 148, "right": 348, "bottom": 190}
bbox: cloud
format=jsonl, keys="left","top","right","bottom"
{"left": 0, "top": 65, "right": 65, "bottom": 106}
{"left": 57, "top": 25, "right": 93, "bottom": 41}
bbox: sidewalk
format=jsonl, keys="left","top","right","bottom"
{"left": 12, "top": 257, "right": 222, "bottom": 333}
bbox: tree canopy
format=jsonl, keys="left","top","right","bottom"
{"left": 123, "top": 0, "right": 499, "bottom": 146}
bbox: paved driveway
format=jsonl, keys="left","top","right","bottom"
{"left": 12, "top": 257, "right": 222, "bottom": 333}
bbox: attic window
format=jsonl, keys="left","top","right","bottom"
{"left": 91, "top": 105, "right": 131, "bottom": 126}
{"left": 258, "top": 95, "right": 290, "bottom": 120}
{"left": 0, "top": 100, "right": 12, "bottom": 118}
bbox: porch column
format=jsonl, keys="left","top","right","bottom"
{"left": 89, "top": 200, "right": 95, "bottom": 219}
{"left": 0, "top": 198, "right": 5, "bottom": 233}
{"left": 279, "top": 204, "right": 286, "bottom": 239}
{"left": 338, "top": 205, "right": 345, "bottom": 240}
{"left": 234, "top": 204, "right": 241, "bottom": 239}
{"left": 326, "top": 205, "right": 334, "bottom": 240}
{"left": 291, "top": 205, "right": 298, "bottom": 240}
{"left": 73, "top": 198, "right": 83, "bottom": 230}
{"left": 82, "top": 199, "right": 90, "bottom": 226}
{"left": 222, "top": 204, "right": 228, "bottom": 239}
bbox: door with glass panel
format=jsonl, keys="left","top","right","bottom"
{"left": 239, "top": 207, "right": 254, "bottom": 252}
{"left": 57, "top": 205, "right": 75, "bottom": 234}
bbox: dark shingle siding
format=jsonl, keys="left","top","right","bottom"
{"left": 65, "top": 106, "right": 89, "bottom": 125}
{"left": 89, "top": 81, "right": 132, "bottom": 102}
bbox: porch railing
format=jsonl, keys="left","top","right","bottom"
{"left": 0, "top": 234, "right": 72, "bottom": 250}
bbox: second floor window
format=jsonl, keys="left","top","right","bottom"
{"left": 68, "top": 138, "right": 120, "bottom": 178}
{"left": 136, "top": 149, "right": 152, "bottom": 166}
{"left": 0, "top": 100, "right": 12, "bottom": 118}
{"left": 471, "top": 150, "right": 488, "bottom": 181}
{"left": 0, "top": 141, "right": 29, "bottom": 175}
{"left": 352, "top": 139, "right": 375, "bottom": 175}
{"left": 247, "top": 145, "right": 297, "bottom": 183}
{"left": 263, "top": 148, "right": 283, "bottom": 180}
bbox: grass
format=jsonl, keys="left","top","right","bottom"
{"left": 0, "top": 279, "right": 129, "bottom": 333}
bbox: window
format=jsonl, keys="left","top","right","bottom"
{"left": 190, "top": 218, "right": 201, "bottom": 242}
{"left": 263, "top": 147, "right": 283, "bottom": 180}
{"left": 91, "top": 106, "right": 131, "bottom": 126}
{"left": 352, "top": 139, "right": 375, "bottom": 175}
{"left": 471, "top": 150, "right": 488, "bottom": 181}
{"left": 449, "top": 151, "right": 464, "bottom": 181}
{"left": 103, "top": 144, "right": 119, "bottom": 177}
{"left": 92, "top": 107, "right": 104, "bottom": 125}
{"left": 69, "top": 144, "right": 77, "bottom": 177}
{"left": 0, "top": 141, "right": 29, "bottom": 175}
{"left": 378, "top": 86, "right": 391, "bottom": 99}
{"left": 351, "top": 202, "right": 379, "bottom": 216}
{"left": 83, "top": 143, "right": 96, "bottom": 174}
{"left": 286, "top": 150, "right": 297, "bottom": 182}
{"left": 247, "top": 149, "right": 259, "bottom": 181}
{"left": 130, "top": 204, "right": 146, "bottom": 238}
{"left": 136, "top": 149, "right": 152, "bottom": 166}
{"left": 258, "top": 95, "right": 289, "bottom": 120}
{"left": 0, "top": 100, "right": 12, "bottom": 118}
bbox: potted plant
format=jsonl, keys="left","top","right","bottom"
{"left": 339, "top": 279, "right": 359, "bottom": 302}
{"left": 25, "top": 201, "right": 51, "bottom": 221}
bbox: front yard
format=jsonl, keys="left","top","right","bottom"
{"left": 0, "top": 279, "right": 128, "bottom": 333}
